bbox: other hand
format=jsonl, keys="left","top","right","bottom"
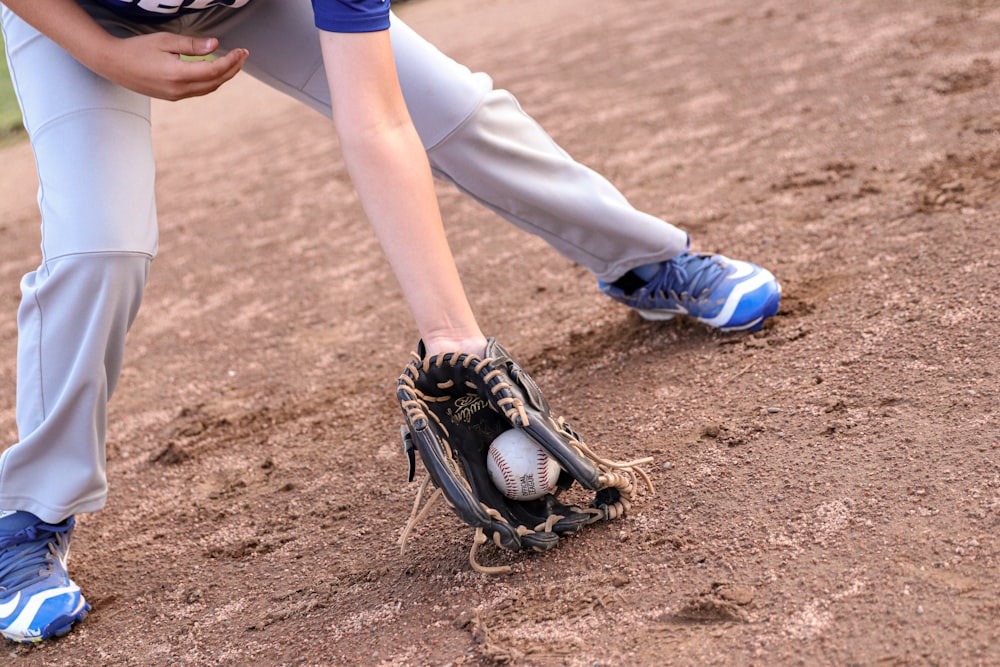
{"left": 93, "top": 33, "right": 248, "bottom": 101}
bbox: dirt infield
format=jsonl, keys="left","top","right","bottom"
{"left": 1, "top": 0, "right": 998, "bottom": 664}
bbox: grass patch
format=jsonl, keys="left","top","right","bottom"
{"left": 0, "top": 32, "right": 26, "bottom": 143}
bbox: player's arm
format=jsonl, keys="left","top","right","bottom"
{"left": 2, "top": 0, "right": 247, "bottom": 100}
{"left": 319, "top": 29, "right": 487, "bottom": 358}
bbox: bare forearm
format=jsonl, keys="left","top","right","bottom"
{"left": 345, "top": 120, "right": 483, "bottom": 348}
{"left": 320, "top": 30, "right": 485, "bottom": 356}
{"left": 3, "top": 0, "right": 116, "bottom": 70}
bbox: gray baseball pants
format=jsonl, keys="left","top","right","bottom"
{"left": 0, "top": 0, "right": 688, "bottom": 522}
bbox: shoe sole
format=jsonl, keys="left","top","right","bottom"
{"left": 1, "top": 600, "right": 90, "bottom": 644}
{"left": 636, "top": 282, "right": 782, "bottom": 332}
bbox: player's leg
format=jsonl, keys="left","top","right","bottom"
{"left": 212, "top": 3, "right": 687, "bottom": 277}
{"left": 212, "top": 3, "right": 779, "bottom": 331}
{"left": 392, "top": 19, "right": 690, "bottom": 283}
{"left": 0, "top": 5, "right": 155, "bottom": 642}
{"left": 387, "top": 18, "right": 781, "bottom": 332}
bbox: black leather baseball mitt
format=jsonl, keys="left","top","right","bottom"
{"left": 397, "top": 337, "right": 653, "bottom": 574}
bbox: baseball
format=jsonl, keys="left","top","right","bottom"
{"left": 487, "top": 429, "right": 562, "bottom": 501}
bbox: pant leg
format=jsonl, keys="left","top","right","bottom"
{"left": 213, "top": 2, "right": 688, "bottom": 282}
{"left": 0, "top": 7, "right": 155, "bottom": 523}
{"left": 388, "top": 17, "right": 690, "bottom": 281}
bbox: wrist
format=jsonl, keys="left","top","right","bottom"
{"left": 66, "top": 24, "right": 119, "bottom": 79}
{"left": 422, "top": 334, "right": 488, "bottom": 358}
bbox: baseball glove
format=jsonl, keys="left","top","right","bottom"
{"left": 397, "top": 337, "right": 653, "bottom": 574}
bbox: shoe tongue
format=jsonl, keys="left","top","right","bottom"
{"left": 0, "top": 511, "right": 42, "bottom": 533}
{"left": 630, "top": 261, "right": 662, "bottom": 281}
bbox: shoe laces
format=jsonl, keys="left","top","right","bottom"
{"left": 651, "top": 253, "right": 729, "bottom": 303}
{"left": 0, "top": 522, "right": 71, "bottom": 595}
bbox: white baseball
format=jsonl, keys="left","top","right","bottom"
{"left": 486, "top": 429, "right": 562, "bottom": 501}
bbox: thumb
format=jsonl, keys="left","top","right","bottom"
{"left": 174, "top": 35, "right": 219, "bottom": 58}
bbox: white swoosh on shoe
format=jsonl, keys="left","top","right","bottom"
{"left": 0, "top": 592, "right": 21, "bottom": 619}
{"left": 3, "top": 584, "right": 80, "bottom": 638}
{"left": 702, "top": 271, "right": 776, "bottom": 328}
{"left": 723, "top": 258, "right": 757, "bottom": 280}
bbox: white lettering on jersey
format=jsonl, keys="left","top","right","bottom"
{"left": 134, "top": 0, "right": 251, "bottom": 15}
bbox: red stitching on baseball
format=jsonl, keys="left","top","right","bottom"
{"left": 490, "top": 446, "right": 516, "bottom": 495}
{"left": 537, "top": 448, "right": 552, "bottom": 492}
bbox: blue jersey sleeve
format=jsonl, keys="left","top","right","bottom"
{"left": 312, "top": 0, "right": 391, "bottom": 33}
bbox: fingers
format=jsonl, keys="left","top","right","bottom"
{"left": 163, "top": 39, "right": 249, "bottom": 100}
{"left": 152, "top": 32, "right": 217, "bottom": 58}
{"left": 213, "top": 47, "right": 250, "bottom": 85}
{"left": 185, "top": 36, "right": 219, "bottom": 58}
{"left": 185, "top": 47, "right": 248, "bottom": 86}
{"left": 176, "top": 34, "right": 249, "bottom": 75}
{"left": 163, "top": 32, "right": 249, "bottom": 76}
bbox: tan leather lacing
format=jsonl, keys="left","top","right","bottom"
{"left": 470, "top": 529, "right": 512, "bottom": 575}
{"left": 398, "top": 476, "right": 443, "bottom": 555}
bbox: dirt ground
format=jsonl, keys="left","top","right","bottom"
{"left": 1, "top": 0, "right": 998, "bottom": 664}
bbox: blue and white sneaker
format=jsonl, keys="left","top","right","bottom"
{"left": 599, "top": 252, "right": 781, "bottom": 332}
{"left": 0, "top": 514, "right": 89, "bottom": 643}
